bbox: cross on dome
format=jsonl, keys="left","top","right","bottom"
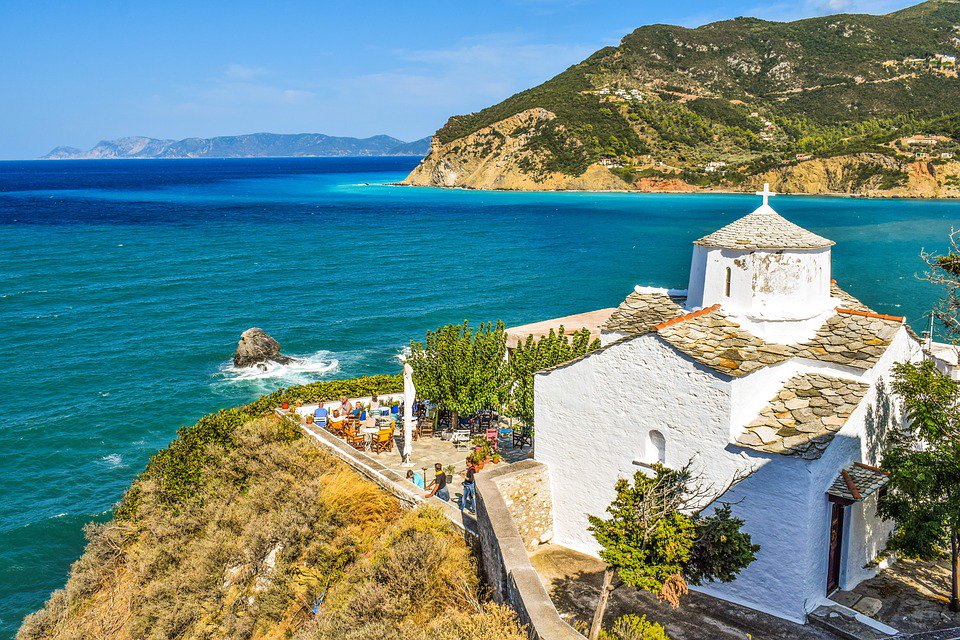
{"left": 755, "top": 183, "right": 777, "bottom": 207}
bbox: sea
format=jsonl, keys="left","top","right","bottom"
{"left": 0, "top": 156, "right": 956, "bottom": 636}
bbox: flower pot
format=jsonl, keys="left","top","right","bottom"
{"left": 282, "top": 402, "right": 289, "bottom": 410}
{"left": 306, "top": 415, "right": 314, "bottom": 424}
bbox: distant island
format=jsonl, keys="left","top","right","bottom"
{"left": 406, "top": 0, "right": 960, "bottom": 198}
{"left": 42, "top": 132, "right": 431, "bottom": 160}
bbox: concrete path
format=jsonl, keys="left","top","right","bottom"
{"left": 531, "top": 544, "right": 837, "bottom": 640}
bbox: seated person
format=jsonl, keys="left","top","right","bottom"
{"left": 340, "top": 396, "right": 353, "bottom": 416}
{"left": 313, "top": 405, "right": 328, "bottom": 425}
{"left": 328, "top": 409, "right": 345, "bottom": 430}
{"left": 406, "top": 469, "right": 424, "bottom": 490}
{"left": 369, "top": 394, "right": 380, "bottom": 412}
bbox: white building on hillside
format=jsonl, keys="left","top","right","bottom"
{"left": 533, "top": 186, "right": 928, "bottom": 624}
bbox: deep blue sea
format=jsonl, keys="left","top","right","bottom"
{"left": 0, "top": 156, "right": 956, "bottom": 636}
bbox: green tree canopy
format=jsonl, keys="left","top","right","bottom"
{"left": 879, "top": 359, "right": 960, "bottom": 610}
{"left": 407, "top": 320, "right": 510, "bottom": 421}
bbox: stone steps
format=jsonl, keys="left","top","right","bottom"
{"left": 808, "top": 605, "right": 894, "bottom": 640}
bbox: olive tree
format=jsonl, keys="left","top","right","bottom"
{"left": 879, "top": 359, "right": 960, "bottom": 611}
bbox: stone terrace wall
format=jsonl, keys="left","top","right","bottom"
{"left": 494, "top": 460, "right": 553, "bottom": 551}
{"left": 476, "top": 460, "right": 585, "bottom": 640}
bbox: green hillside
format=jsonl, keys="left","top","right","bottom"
{"left": 429, "top": 0, "right": 960, "bottom": 184}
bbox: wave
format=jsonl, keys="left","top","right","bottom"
{"left": 99, "top": 453, "right": 125, "bottom": 469}
{"left": 212, "top": 350, "right": 341, "bottom": 394}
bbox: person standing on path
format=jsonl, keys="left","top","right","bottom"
{"left": 460, "top": 460, "right": 476, "bottom": 514}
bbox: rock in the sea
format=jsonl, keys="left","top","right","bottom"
{"left": 234, "top": 328, "right": 293, "bottom": 368}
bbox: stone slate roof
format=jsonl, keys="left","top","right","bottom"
{"left": 656, "top": 308, "right": 792, "bottom": 376}
{"left": 735, "top": 373, "right": 870, "bottom": 459}
{"left": 694, "top": 204, "right": 835, "bottom": 250}
{"left": 602, "top": 290, "right": 686, "bottom": 335}
{"left": 827, "top": 462, "right": 890, "bottom": 502}
{"left": 790, "top": 310, "right": 902, "bottom": 370}
{"left": 651, "top": 305, "right": 902, "bottom": 378}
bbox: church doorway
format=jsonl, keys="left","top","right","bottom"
{"left": 826, "top": 501, "right": 846, "bottom": 594}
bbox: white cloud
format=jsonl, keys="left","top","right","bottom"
{"left": 132, "top": 34, "right": 601, "bottom": 141}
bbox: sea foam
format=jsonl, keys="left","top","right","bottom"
{"left": 214, "top": 350, "right": 340, "bottom": 393}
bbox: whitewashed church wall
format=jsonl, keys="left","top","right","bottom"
{"left": 688, "top": 246, "right": 831, "bottom": 323}
{"left": 685, "top": 245, "right": 709, "bottom": 308}
{"left": 694, "top": 454, "right": 821, "bottom": 624}
{"left": 844, "top": 491, "right": 893, "bottom": 589}
{"left": 746, "top": 248, "right": 831, "bottom": 321}
{"left": 800, "top": 329, "right": 919, "bottom": 601}
{"left": 534, "top": 335, "right": 741, "bottom": 557}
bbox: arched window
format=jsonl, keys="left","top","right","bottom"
{"left": 725, "top": 267, "right": 732, "bottom": 297}
{"left": 648, "top": 430, "right": 666, "bottom": 465}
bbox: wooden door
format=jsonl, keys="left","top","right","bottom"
{"left": 827, "top": 502, "right": 845, "bottom": 594}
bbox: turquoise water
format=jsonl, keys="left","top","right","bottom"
{"left": 0, "top": 156, "right": 956, "bottom": 636}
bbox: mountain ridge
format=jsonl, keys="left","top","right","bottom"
{"left": 405, "top": 0, "right": 960, "bottom": 197}
{"left": 42, "top": 132, "right": 431, "bottom": 159}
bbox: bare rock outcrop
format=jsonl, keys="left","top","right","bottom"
{"left": 403, "top": 108, "right": 628, "bottom": 191}
{"left": 233, "top": 328, "right": 293, "bottom": 368}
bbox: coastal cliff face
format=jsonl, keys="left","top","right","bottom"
{"left": 408, "top": 130, "right": 960, "bottom": 196}
{"left": 18, "top": 377, "right": 525, "bottom": 640}
{"left": 404, "top": 108, "right": 627, "bottom": 191}
{"left": 405, "top": 1, "right": 960, "bottom": 197}
{"left": 753, "top": 153, "right": 960, "bottom": 198}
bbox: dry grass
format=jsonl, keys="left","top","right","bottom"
{"left": 19, "top": 415, "right": 523, "bottom": 640}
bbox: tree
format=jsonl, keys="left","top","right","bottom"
{"left": 586, "top": 464, "right": 758, "bottom": 640}
{"left": 879, "top": 359, "right": 960, "bottom": 611}
{"left": 407, "top": 321, "right": 510, "bottom": 428}
{"left": 920, "top": 229, "right": 960, "bottom": 344}
{"left": 508, "top": 326, "right": 599, "bottom": 427}
{"left": 597, "top": 614, "right": 670, "bottom": 640}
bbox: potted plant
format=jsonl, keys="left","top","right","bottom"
{"left": 281, "top": 401, "right": 289, "bottom": 410}
{"left": 305, "top": 414, "right": 314, "bottom": 424}
{"left": 444, "top": 464, "right": 456, "bottom": 484}
{"left": 491, "top": 452, "right": 502, "bottom": 464}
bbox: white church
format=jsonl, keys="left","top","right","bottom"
{"left": 532, "top": 187, "right": 927, "bottom": 624}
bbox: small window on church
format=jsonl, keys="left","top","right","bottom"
{"left": 648, "top": 430, "right": 666, "bottom": 465}
{"left": 725, "top": 267, "right": 732, "bottom": 297}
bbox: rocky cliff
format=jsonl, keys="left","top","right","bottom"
{"left": 404, "top": 109, "right": 627, "bottom": 191}
{"left": 407, "top": 124, "right": 960, "bottom": 196}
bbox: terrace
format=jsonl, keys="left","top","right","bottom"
{"left": 277, "top": 393, "right": 532, "bottom": 530}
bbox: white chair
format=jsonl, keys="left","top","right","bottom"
{"left": 451, "top": 429, "right": 471, "bottom": 450}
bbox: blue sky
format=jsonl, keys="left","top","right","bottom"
{"left": 0, "top": 0, "right": 916, "bottom": 159}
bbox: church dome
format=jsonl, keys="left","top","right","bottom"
{"left": 694, "top": 203, "right": 834, "bottom": 251}
{"left": 686, "top": 186, "right": 835, "bottom": 335}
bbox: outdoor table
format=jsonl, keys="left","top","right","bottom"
{"left": 360, "top": 426, "right": 379, "bottom": 450}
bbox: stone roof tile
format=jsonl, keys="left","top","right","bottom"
{"left": 736, "top": 373, "right": 870, "bottom": 459}
{"left": 827, "top": 462, "right": 890, "bottom": 502}
{"left": 695, "top": 205, "right": 834, "bottom": 250}
{"left": 791, "top": 311, "right": 901, "bottom": 371}
{"left": 656, "top": 309, "right": 791, "bottom": 376}
{"left": 602, "top": 290, "right": 686, "bottom": 335}
{"left": 830, "top": 281, "right": 873, "bottom": 313}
